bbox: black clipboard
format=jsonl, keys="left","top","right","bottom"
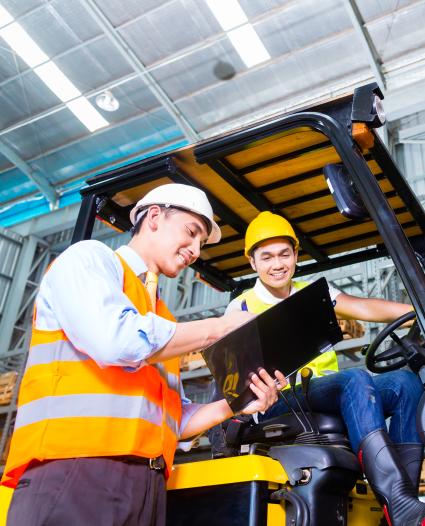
{"left": 202, "top": 278, "right": 343, "bottom": 413}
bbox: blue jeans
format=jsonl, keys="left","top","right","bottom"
{"left": 259, "top": 369, "right": 423, "bottom": 453}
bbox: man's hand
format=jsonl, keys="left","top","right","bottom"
{"left": 240, "top": 369, "right": 287, "bottom": 415}
{"left": 179, "top": 369, "right": 287, "bottom": 439}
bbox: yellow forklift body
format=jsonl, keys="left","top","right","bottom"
{"left": 166, "top": 454, "right": 381, "bottom": 525}
{"left": 167, "top": 454, "right": 287, "bottom": 489}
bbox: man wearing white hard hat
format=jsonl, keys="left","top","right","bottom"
{"left": 3, "top": 183, "right": 285, "bottom": 526}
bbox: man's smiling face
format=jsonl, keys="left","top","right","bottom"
{"left": 154, "top": 208, "right": 209, "bottom": 278}
{"left": 249, "top": 237, "right": 298, "bottom": 294}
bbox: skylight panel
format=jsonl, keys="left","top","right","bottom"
{"left": 206, "top": 0, "right": 247, "bottom": 31}
{"left": 0, "top": 22, "right": 48, "bottom": 67}
{"left": 227, "top": 24, "right": 270, "bottom": 68}
{"left": 67, "top": 97, "right": 109, "bottom": 132}
{"left": 0, "top": 5, "right": 14, "bottom": 28}
{"left": 206, "top": 0, "right": 270, "bottom": 68}
{"left": 0, "top": 4, "right": 109, "bottom": 132}
{"left": 34, "top": 62, "right": 81, "bottom": 102}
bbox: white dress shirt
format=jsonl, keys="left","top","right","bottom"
{"left": 34, "top": 239, "right": 200, "bottom": 435}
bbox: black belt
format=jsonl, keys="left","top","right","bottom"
{"left": 109, "top": 455, "right": 165, "bottom": 471}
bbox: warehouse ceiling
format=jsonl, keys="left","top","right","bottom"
{"left": 1, "top": 0, "right": 425, "bottom": 228}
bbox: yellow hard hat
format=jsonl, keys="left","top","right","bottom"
{"left": 245, "top": 211, "right": 299, "bottom": 256}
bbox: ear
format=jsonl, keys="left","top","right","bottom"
{"left": 294, "top": 247, "right": 299, "bottom": 264}
{"left": 249, "top": 255, "right": 256, "bottom": 272}
{"left": 146, "top": 205, "right": 162, "bottom": 232}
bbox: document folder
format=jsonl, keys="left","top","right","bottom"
{"left": 202, "top": 278, "right": 343, "bottom": 413}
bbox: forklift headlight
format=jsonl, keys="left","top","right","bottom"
{"left": 372, "top": 95, "right": 386, "bottom": 125}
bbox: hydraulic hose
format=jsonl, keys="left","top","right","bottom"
{"left": 270, "top": 488, "right": 310, "bottom": 526}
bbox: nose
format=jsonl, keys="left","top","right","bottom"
{"left": 272, "top": 256, "right": 285, "bottom": 268}
{"left": 189, "top": 240, "right": 201, "bottom": 262}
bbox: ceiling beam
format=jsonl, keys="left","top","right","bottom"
{"left": 11, "top": 201, "right": 80, "bottom": 237}
{"left": 0, "top": 139, "right": 58, "bottom": 207}
{"left": 385, "top": 78, "right": 425, "bottom": 122}
{"left": 395, "top": 122, "right": 425, "bottom": 144}
{"left": 81, "top": 0, "right": 199, "bottom": 143}
{"left": 344, "top": 0, "right": 386, "bottom": 91}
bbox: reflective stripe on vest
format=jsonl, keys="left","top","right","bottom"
{"left": 235, "top": 281, "right": 339, "bottom": 383}
{"left": 1, "top": 250, "right": 181, "bottom": 488}
{"left": 14, "top": 393, "right": 178, "bottom": 434}
{"left": 24, "top": 341, "right": 180, "bottom": 394}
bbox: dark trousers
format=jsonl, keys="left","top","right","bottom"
{"left": 7, "top": 457, "right": 166, "bottom": 526}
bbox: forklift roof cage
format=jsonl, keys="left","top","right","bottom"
{"left": 72, "top": 83, "right": 425, "bottom": 332}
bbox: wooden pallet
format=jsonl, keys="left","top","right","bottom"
{"left": 0, "top": 435, "right": 11, "bottom": 463}
{"left": 0, "top": 371, "right": 18, "bottom": 406}
{"left": 180, "top": 351, "right": 206, "bottom": 372}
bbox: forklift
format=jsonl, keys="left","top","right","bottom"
{"left": 2, "top": 83, "right": 425, "bottom": 525}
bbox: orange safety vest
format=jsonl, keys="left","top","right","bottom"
{"left": 1, "top": 253, "right": 181, "bottom": 488}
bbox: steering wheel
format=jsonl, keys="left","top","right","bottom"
{"left": 365, "top": 311, "right": 420, "bottom": 373}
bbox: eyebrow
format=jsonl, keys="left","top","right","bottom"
{"left": 259, "top": 249, "right": 291, "bottom": 257}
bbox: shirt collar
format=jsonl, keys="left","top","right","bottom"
{"left": 116, "top": 245, "right": 147, "bottom": 278}
{"left": 253, "top": 277, "right": 296, "bottom": 305}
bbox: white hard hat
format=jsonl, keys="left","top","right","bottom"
{"left": 129, "top": 183, "right": 221, "bottom": 244}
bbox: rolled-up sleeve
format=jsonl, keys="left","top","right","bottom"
{"left": 36, "top": 240, "right": 176, "bottom": 369}
{"left": 328, "top": 284, "right": 342, "bottom": 303}
{"left": 179, "top": 399, "right": 202, "bottom": 436}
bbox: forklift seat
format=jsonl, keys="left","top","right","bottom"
{"left": 237, "top": 412, "right": 347, "bottom": 444}
{"left": 212, "top": 411, "right": 350, "bottom": 458}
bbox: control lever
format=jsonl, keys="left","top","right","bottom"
{"left": 277, "top": 379, "right": 309, "bottom": 434}
{"left": 300, "top": 367, "right": 319, "bottom": 434}
{"left": 287, "top": 372, "right": 315, "bottom": 434}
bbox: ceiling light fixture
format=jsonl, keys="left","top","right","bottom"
{"left": 34, "top": 62, "right": 81, "bottom": 101}
{"left": 206, "top": 0, "right": 270, "bottom": 68}
{"left": 227, "top": 25, "right": 270, "bottom": 68}
{"left": 213, "top": 60, "right": 236, "bottom": 80}
{"left": 0, "top": 5, "right": 13, "bottom": 28}
{"left": 96, "top": 90, "right": 120, "bottom": 112}
{"left": 67, "top": 97, "right": 110, "bottom": 132}
{"left": 0, "top": 5, "right": 108, "bottom": 132}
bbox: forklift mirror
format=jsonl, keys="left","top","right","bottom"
{"left": 324, "top": 163, "right": 369, "bottom": 221}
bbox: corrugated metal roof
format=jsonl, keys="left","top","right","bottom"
{"left": 0, "top": 0, "right": 424, "bottom": 227}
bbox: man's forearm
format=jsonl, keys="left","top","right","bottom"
{"left": 335, "top": 293, "right": 414, "bottom": 323}
{"left": 147, "top": 317, "right": 225, "bottom": 363}
{"left": 147, "top": 310, "right": 253, "bottom": 363}
{"left": 179, "top": 399, "right": 233, "bottom": 439}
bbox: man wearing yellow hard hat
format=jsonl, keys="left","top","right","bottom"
{"left": 1, "top": 185, "right": 285, "bottom": 526}
{"left": 225, "top": 211, "right": 425, "bottom": 526}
